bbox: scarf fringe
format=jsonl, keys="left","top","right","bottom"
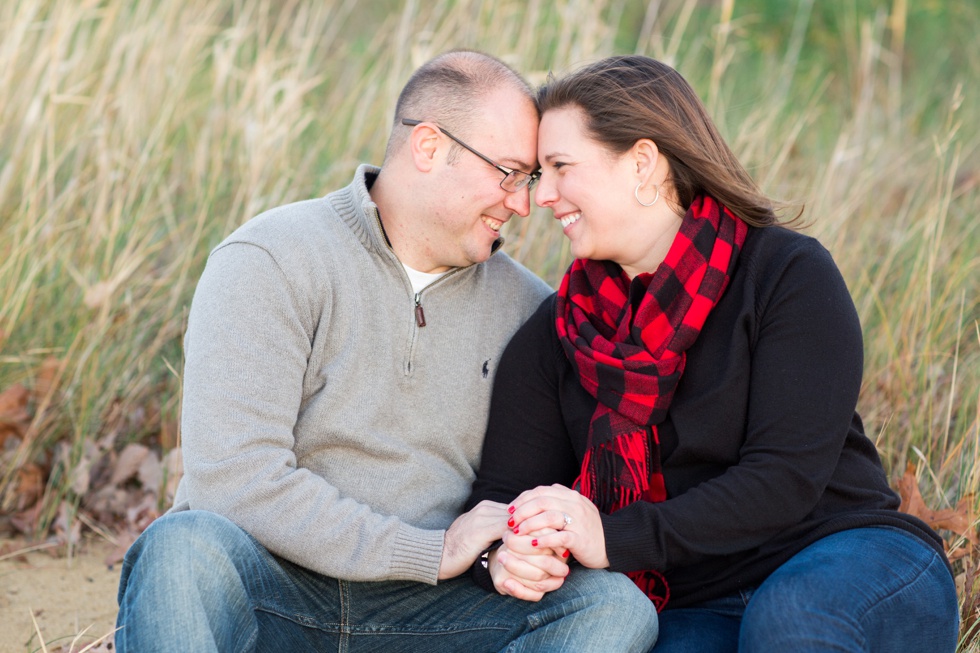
{"left": 576, "top": 429, "right": 655, "bottom": 511}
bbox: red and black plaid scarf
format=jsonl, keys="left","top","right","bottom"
{"left": 555, "top": 195, "right": 748, "bottom": 610}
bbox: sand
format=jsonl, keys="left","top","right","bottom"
{"left": 0, "top": 538, "right": 120, "bottom": 652}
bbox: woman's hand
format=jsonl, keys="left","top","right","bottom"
{"left": 506, "top": 484, "right": 610, "bottom": 569}
{"left": 488, "top": 537, "right": 569, "bottom": 601}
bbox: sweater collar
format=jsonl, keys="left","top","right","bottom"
{"left": 328, "top": 164, "right": 387, "bottom": 256}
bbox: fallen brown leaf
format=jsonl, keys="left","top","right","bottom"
{"left": 0, "top": 383, "right": 30, "bottom": 449}
{"left": 958, "top": 557, "right": 980, "bottom": 642}
{"left": 33, "top": 356, "right": 63, "bottom": 405}
{"left": 12, "top": 463, "right": 46, "bottom": 511}
{"left": 138, "top": 449, "right": 162, "bottom": 494}
{"left": 9, "top": 500, "right": 44, "bottom": 536}
{"left": 109, "top": 443, "right": 150, "bottom": 487}
{"left": 0, "top": 382, "right": 29, "bottom": 418}
{"left": 897, "top": 461, "right": 978, "bottom": 560}
{"left": 0, "top": 366, "right": 173, "bottom": 559}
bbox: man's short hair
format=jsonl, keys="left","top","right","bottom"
{"left": 383, "top": 50, "right": 536, "bottom": 164}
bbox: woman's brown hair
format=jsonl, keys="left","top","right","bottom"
{"left": 538, "top": 55, "right": 781, "bottom": 227}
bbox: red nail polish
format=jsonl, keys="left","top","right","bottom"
{"left": 532, "top": 539, "right": 538, "bottom": 547}
{"left": 507, "top": 517, "right": 515, "bottom": 528}
{"left": 513, "top": 527, "right": 519, "bottom": 534}
{"left": 508, "top": 505, "right": 516, "bottom": 514}
{"left": 562, "top": 550, "right": 570, "bottom": 558}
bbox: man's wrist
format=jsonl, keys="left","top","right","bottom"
{"left": 480, "top": 540, "right": 504, "bottom": 568}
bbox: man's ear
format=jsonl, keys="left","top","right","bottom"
{"left": 408, "top": 123, "right": 442, "bottom": 172}
{"left": 631, "top": 138, "right": 661, "bottom": 186}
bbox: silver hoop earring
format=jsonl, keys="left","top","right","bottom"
{"left": 634, "top": 182, "right": 659, "bottom": 207}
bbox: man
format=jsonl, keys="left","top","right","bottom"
{"left": 115, "top": 51, "right": 658, "bottom": 652}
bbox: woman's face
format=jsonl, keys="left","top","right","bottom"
{"left": 534, "top": 106, "right": 660, "bottom": 276}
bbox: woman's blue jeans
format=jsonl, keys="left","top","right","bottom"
{"left": 115, "top": 510, "right": 659, "bottom": 652}
{"left": 653, "top": 526, "right": 959, "bottom": 652}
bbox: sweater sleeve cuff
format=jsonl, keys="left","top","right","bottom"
{"left": 388, "top": 524, "right": 445, "bottom": 584}
{"left": 600, "top": 510, "right": 664, "bottom": 572}
{"left": 469, "top": 540, "right": 504, "bottom": 592}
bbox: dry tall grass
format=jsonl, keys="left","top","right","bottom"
{"left": 0, "top": 0, "right": 977, "bottom": 649}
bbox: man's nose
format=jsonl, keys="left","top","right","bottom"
{"left": 504, "top": 185, "right": 532, "bottom": 217}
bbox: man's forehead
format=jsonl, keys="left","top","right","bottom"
{"left": 488, "top": 132, "right": 537, "bottom": 172}
{"left": 472, "top": 92, "right": 539, "bottom": 170}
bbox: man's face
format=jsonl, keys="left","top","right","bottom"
{"left": 423, "top": 86, "right": 539, "bottom": 271}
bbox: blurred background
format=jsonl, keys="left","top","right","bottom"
{"left": 0, "top": 0, "right": 977, "bottom": 644}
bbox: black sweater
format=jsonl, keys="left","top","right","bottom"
{"left": 467, "top": 225, "right": 948, "bottom": 609}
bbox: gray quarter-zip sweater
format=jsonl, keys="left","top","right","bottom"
{"left": 172, "top": 164, "right": 551, "bottom": 584}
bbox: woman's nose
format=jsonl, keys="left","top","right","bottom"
{"left": 534, "top": 173, "right": 558, "bottom": 207}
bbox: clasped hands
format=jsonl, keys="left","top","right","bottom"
{"left": 441, "top": 484, "right": 608, "bottom": 603}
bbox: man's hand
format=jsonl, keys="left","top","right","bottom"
{"left": 437, "top": 500, "right": 510, "bottom": 580}
{"left": 489, "top": 537, "right": 569, "bottom": 601}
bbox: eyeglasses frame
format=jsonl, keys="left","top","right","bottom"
{"left": 401, "top": 119, "right": 539, "bottom": 192}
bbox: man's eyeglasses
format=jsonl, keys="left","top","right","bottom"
{"left": 401, "top": 119, "right": 539, "bottom": 192}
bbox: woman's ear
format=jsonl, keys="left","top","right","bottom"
{"left": 631, "top": 138, "right": 660, "bottom": 185}
{"left": 408, "top": 123, "right": 442, "bottom": 172}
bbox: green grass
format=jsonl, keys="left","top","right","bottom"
{"left": 0, "top": 0, "right": 977, "bottom": 648}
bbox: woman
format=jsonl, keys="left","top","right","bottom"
{"left": 465, "top": 55, "right": 959, "bottom": 652}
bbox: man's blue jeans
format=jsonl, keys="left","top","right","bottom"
{"left": 115, "top": 510, "right": 659, "bottom": 652}
{"left": 653, "top": 526, "right": 959, "bottom": 652}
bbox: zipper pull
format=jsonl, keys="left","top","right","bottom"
{"left": 414, "top": 292, "right": 426, "bottom": 327}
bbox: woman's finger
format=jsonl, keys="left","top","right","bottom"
{"left": 496, "top": 551, "right": 567, "bottom": 592}
{"left": 499, "top": 578, "right": 545, "bottom": 602}
{"left": 499, "top": 545, "right": 570, "bottom": 578}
